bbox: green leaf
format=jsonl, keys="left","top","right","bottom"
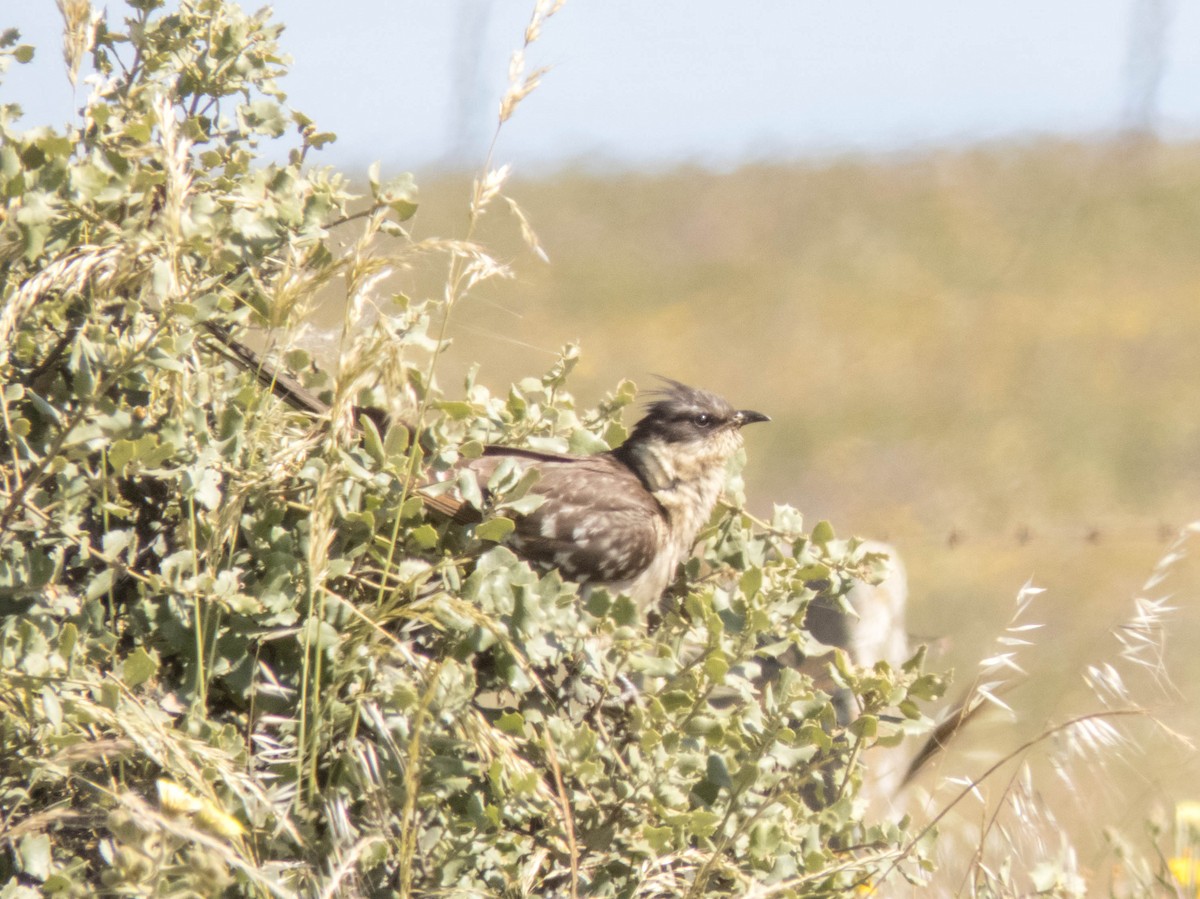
{"left": 58, "top": 623, "right": 78, "bottom": 663}
{"left": 141, "top": 438, "right": 176, "bottom": 468}
{"left": 102, "top": 529, "right": 134, "bottom": 561}
{"left": 703, "top": 654, "right": 729, "bottom": 682}
{"left": 122, "top": 648, "right": 158, "bottom": 688}
{"left": 400, "top": 496, "right": 426, "bottom": 521}
{"left": 379, "top": 171, "right": 418, "bottom": 220}
{"left": 811, "top": 520, "right": 836, "bottom": 544}
{"left": 107, "top": 439, "right": 136, "bottom": 472}
{"left": 798, "top": 723, "right": 833, "bottom": 751}
{"left": 739, "top": 565, "right": 762, "bottom": 599}
{"left": 850, "top": 714, "right": 878, "bottom": 740}
{"left": 611, "top": 594, "right": 637, "bottom": 627}
{"left": 584, "top": 589, "right": 611, "bottom": 617}
{"left": 17, "top": 833, "right": 50, "bottom": 881}
{"left": 796, "top": 563, "right": 831, "bottom": 580}
{"left": 243, "top": 98, "right": 286, "bottom": 136}
{"left": 705, "top": 753, "right": 733, "bottom": 791}
{"left": 384, "top": 423, "right": 411, "bottom": 458}
{"left": 359, "top": 413, "right": 385, "bottom": 464}
{"left": 688, "top": 810, "right": 721, "bottom": 839}
{"left": 908, "top": 673, "right": 945, "bottom": 701}
{"left": 496, "top": 712, "right": 525, "bottom": 735}
{"left": 191, "top": 467, "right": 223, "bottom": 510}
{"left": 898, "top": 699, "right": 922, "bottom": 720}
{"left": 474, "top": 517, "right": 515, "bottom": 543}
{"left": 568, "top": 429, "right": 609, "bottom": 454}
{"left": 436, "top": 401, "right": 473, "bottom": 420}
{"left": 660, "top": 690, "right": 692, "bottom": 712}
{"left": 410, "top": 524, "right": 439, "bottom": 550}
{"left": 500, "top": 493, "right": 545, "bottom": 516}
{"left": 85, "top": 568, "right": 114, "bottom": 601}
{"left": 40, "top": 686, "right": 62, "bottom": 727}
{"left": 643, "top": 824, "right": 673, "bottom": 852}
{"left": 683, "top": 715, "right": 722, "bottom": 737}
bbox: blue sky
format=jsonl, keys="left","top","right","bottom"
{"left": 5, "top": 1, "right": 1200, "bottom": 171}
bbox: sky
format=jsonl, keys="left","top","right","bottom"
{"left": 4, "top": 1, "right": 1200, "bottom": 172}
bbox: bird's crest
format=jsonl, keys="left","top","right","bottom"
{"left": 641, "top": 376, "right": 735, "bottom": 424}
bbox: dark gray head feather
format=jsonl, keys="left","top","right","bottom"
{"left": 620, "top": 378, "right": 769, "bottom": 446}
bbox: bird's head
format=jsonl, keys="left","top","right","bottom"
{"left": 618, "top": 378, "right": 770, "bottom": 491}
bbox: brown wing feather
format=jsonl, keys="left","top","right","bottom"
{"left": 418, "top": 488, "right": 480, "bottom": 524}
{"left": 455, "top": 450, "right": 665, "bottom": 584}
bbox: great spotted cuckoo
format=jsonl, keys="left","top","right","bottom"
{"left": 425, "top": 380, "right": 769, "bottom": 606}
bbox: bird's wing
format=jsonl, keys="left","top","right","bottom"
{"left": 507, "top": 455, "right": 666, "bottom": 584}
{"left": 445, "top": 450, "right": 667, "bottom": 584}
{"left": 419, "top": 485, "right": 481, "bottom": 524}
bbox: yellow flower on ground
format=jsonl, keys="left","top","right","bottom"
{"left": 1169, "top": 855, "right": 1200, "bottom": 893}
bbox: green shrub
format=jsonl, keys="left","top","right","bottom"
{"left": 0, "top": 2, "right": 942, "bottom": 894}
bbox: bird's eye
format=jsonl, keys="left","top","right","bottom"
{"left": 693, "top": 412, "right": 714, "bottom": 428}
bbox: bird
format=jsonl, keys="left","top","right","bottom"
{"left": 425, "top": 379, "right": 770, "bottom": 607}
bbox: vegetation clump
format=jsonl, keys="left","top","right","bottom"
{"left": 0, "top": 2, "right": 942, "bottom": 895}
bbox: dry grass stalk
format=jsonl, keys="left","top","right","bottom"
{"left": 55, "top": 0, "right": 97, "bottom": 87}
{"left": 899, "top": 525, "right": 1200, "bottom": 895}
{"left": 904, "top": 581, "right": 1044, "bottom": 787}
{"left": 506, "top": 195, "right": 551, "bottom": 263}
{"left": 2, "top": 244, "right": 127, "bottom": 364}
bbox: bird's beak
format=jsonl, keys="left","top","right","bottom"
{"left": 734, "top": 409, "right": 770, "bottom": 427}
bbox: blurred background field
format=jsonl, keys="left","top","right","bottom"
{"left": 309, "top": 139, "right": 1200, "bottom": 842}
